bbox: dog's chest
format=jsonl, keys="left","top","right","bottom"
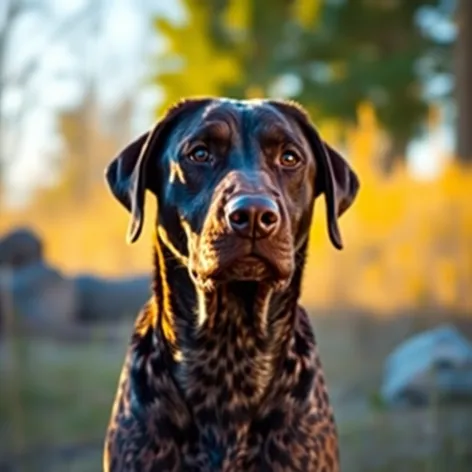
{"left": 173, "top": 407, "right": 277, "bottom": 472}
{"left": 175, "top": 345, "right": 267, "bottom": 469}
{"left": 183, "top": 428, "right": 247, "bottom": 472}
{"left": 141, "top": 331, "right": 279, "bottom": 470}
{"left": 105, "top": 308, "right": 339, "bottom": 471}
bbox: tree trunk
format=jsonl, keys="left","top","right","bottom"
{"left": 455, "top": 0, "right": 472, "bottom": 164}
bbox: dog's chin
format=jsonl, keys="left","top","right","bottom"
{"left": 192, "top": 254, "right": 293, "bottom": 293}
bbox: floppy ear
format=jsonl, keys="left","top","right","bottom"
{"left": 105, "top": 132, "right": 150, "bottom": 244}
{"left": 269, "top": 100, "right": 360, "bottom": 250}
{"left": 313, "top": 140, "right": 360, "bottom": 250}
{"left": 105, "top": 98, "right": 211, "bottom": 244}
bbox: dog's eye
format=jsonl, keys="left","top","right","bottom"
{"left": 279, "top": 150, "right": 301, "bottom": 168}
{"left": 188, "top": 145, "right": 211, "bottom": 163}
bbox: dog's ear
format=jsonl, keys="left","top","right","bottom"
{"left": 105, "top": 98, "right": 211, "bottom": 244}
{"left": 314, "top": 141, "right": 359, "bottom": 249}
{"left": 269, "top": 100, "right": 360, "bottom": 250}
{"left": 105, "top": 132, "right": 150, "bottom": 244}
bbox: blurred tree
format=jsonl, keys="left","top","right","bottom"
{"left": 454, "top": 0, "right": 472, "bottom": 163}
{"left": 152, "top": 0, "right": 319, "bottom": 114}
{"left": 0, "top": 0, "right": 100, "bottom": 204}
{"left": 152, "top": 0, "right": 455, "bottom": 172}
{"left": 0, "top": 0, "right": 44, "bottom": 203}
{"left": 218, "top": 0, "right": 312, "bottom": 99}
{"left": 295, "top": 0, "right": 455, "bottom": 172}
{"left": 54, "top": 83, "right": 128, "bottom": 205}
{"left": 56, "top": 83, "right": 96, "bottom": 203}
{"left": 151, "top": 0, "right": 241, "bottom": 116}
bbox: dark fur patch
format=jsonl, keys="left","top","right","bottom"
{"left": 103, "top": 97, "right": 360, "bottom": 471}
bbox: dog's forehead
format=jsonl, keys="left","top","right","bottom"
{"left": 202, "top": 98, "right": 294, "bottom": 128}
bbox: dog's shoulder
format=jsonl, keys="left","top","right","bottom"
{"left": 104, "top": 304, "right": 196, "bottom": 471}
{"left": 290, "top": 305, "right": 339, "bottom": 469}
{"left": 103, "top": 307, "right": 153, "bottom": 471}
{"left": 292, "top": 304, "right": 332, "bottom": 407}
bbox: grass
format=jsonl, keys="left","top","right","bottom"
{"left": 0, "top": 326, "right": 128, "bottom": 472}
{"left": 1, "top": 310, "right": 472, "bottom": 472}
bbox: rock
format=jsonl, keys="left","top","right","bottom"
{"left": 73, "top": 274, "right": 151, "bottom": 322}
{"left": 0, "top": 227, "right": 150, "bottom": 331}
{"left": 0, "top": 227, "right": 44, "bottom": 268}
{"left": 0, "top": 261, "right": 77, "bottom": 329}
{"left": 381, "top": 324, "right": 472, "bottom": 407}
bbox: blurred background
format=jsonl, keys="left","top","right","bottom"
{"left": 1, "top": 0, "right": 472, "bottom": 470}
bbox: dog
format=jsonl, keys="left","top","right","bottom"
{"left": 103, "top": 97, "right": 359, "bottom": 472}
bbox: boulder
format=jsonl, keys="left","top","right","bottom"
{"left": 0, "top": 261, "right": 77, "bottom": 329}
{"left": 73, "top": 274, "right": 151, "bottom": 322}
{"left": 381, "top": 324, "right": 472, "bottom": 407}
{"left": 0, "top": 227, "right": 44, "bottom": 268}
{"left": 0, "top": 227, "right": 150, "bottom": 330}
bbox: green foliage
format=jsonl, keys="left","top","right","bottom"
{"left": 152, "top": 0, "right": 241, "bottom": 117}
{"left": 296, "top": 0, "right": 453, "bottom": 161}
{"left": 151, "top": 0, "right": 454, "bottom": 168}
{"left": 152, "top": 0, "right": 317, "bottom": 115}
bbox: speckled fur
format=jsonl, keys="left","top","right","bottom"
{"left": 103, "top": 97, "right": 359, "bottom": 472}
{"left": 104, "top": 248, "right": 338, "bottom": 472}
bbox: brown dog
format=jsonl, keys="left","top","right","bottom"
{"left": 103, "top": 97, "right": 359, "bottom": 471}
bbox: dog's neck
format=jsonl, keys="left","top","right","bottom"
{"left": 152, "top": 234, "right": 305, "bottom": 347}
{"left": 150, "top": 232, "right": 307, "bottom": 437}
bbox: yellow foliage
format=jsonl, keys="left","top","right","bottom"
{"left": 303, "top": 105, "right": 472, "bottom": 313}
{"left": 292, "top": 0, "right": 321, "bottom": 28}
{"left": 154, "top": 7, "right": 242, "bottom": 116}
{"left": 223, "top": 0, "right": 250, "bottom": 31}
{"left": 245, "top": 86, "right": 265, "bottom": 99}
{"left": 1, "top": 104, "right": 471, "bottom": 315}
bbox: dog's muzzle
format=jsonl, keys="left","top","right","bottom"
{"left": 190, "top": 177, "right": 294, "bottom": 290}
{"left": 225, "top": 194, "right": 281, "bottom": 240}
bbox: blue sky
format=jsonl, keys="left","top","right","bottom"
{"left": 1, "top": 0, "right": 456, "bottom": 206}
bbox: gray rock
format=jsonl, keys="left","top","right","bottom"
{"left": 0, "top": 261, "right": 77, "bottom": 328}
{"left": 73, "top": 274, "right": 151, "bottom": 322}
{"left": 381, "top": 324, "right": 472, "bottom": 407}
{"left": 0, "top": 227, "right": 43, "bottom": 268}
{"left": 0, "top": 226, "right": 151, "bottom": 330}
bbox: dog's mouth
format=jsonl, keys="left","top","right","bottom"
{"left": 190, "top": 240, "right": 294, "bottom": 291}
{"left": 187, "top": 193, "right": 296, "bottom": 291}
{"left": 218, "top": 253, "right": 273, "bottom": 281}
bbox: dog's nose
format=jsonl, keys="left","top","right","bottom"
{"left": 225, "top": 195, "right": 280, "bottom": 239}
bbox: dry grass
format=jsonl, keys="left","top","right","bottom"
{"left": 1, "top": 310, "right": 472, "bottom": 472}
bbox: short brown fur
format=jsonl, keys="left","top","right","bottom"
{"left": 103, "top": 97, "right": 359, "bottom": 471}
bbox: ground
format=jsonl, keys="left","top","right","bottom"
{"left": 1, "top": 309, "right": 472, "bottom": 472}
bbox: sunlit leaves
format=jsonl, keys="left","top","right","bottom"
{"left": 152, "top": 3, "right": 241, "bottom": 117}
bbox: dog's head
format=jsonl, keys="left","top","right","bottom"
{"left": 105, "top": 98, "right": 359, "bottom": 291}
